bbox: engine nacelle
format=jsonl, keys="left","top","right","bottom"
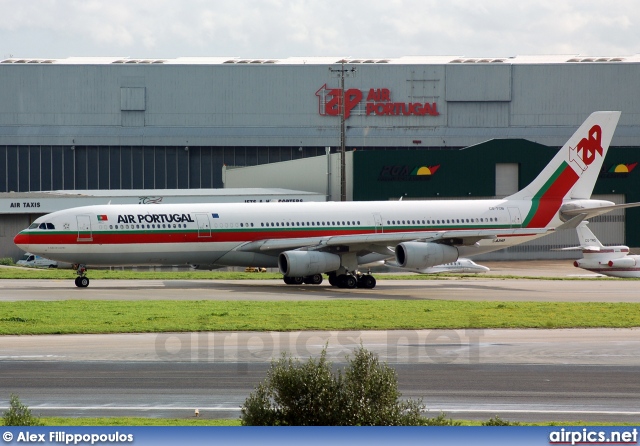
{"left": 278, "top": 251, "right": 341, "bottom": 277}
{"left": 607, "top": 257, "right": 637, "bottom": 268}
{"left": 395, "top": 242, "right": 458, "bottom": 269}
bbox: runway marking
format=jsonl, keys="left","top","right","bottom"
{"left": 22, "top": 406, "right": 242, "bottom": 411}
{"left": 12, "top": 406, "right": 640, "bottom": 416}
{"left": 439, "top": 409, "right": 640, "bottom": 415}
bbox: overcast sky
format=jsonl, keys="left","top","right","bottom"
{"left": 1, "top": 0, "right": 638, "bottom": 60}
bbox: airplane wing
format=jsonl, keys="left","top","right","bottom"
{"left": 237, "top": 227, "right": 553, "bottom": 254}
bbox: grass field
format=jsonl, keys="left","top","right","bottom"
{"left": 1, "top": 300, "right": 639, "bottom": 335}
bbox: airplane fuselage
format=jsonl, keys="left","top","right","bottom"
{"left": 15, "top": 198, "right": 552, "bottom": 267}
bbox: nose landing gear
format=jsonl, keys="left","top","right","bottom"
{"left": 73, "top": 264, "right": 90, "bottom": 288}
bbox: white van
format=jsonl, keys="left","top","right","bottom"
{"left": 16, "top": 253, "right": 58, "bottom": 268}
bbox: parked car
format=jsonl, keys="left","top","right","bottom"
{"left": 16, "top": 253, "right": 58, "bottom": 268}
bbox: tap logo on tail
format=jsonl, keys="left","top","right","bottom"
{"left": 569, "top": 125, "right": 603, "bottom": 171}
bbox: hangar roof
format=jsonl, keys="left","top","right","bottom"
{"left": 1, "top": 55, "right": 639, "bottom": 65}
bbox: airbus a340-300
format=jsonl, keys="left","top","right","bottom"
{"left": 14, "top": 111, "right": 636, "bottom": 289}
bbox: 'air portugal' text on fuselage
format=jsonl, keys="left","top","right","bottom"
{"left": 14, "top": 111, "right": 628, "bottom": 289}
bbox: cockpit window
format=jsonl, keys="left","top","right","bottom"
{"left": 31, "top": 222, "right": 55, "bottom": 230}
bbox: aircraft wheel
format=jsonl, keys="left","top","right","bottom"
{"left": 337, "top": 274, "right": 357, "bottom": 289}
{"left": 358, "top": 274, "right": 376, "bottom": 289}
{"left": 328, "top": 273, "right": 337, "bottom": 287}
{"left": 344, "top": 275, "right": 357, "bottom": 289}
{"left": 292, "top": 276, "right": 304, "bottom": 285}
{"left": 283, "top": 276, "right": 294, "bottom": 285}
{"left": 74, "top": 277, "right": 82, "bottom": 287}
{"left": 79, "top": 277, "right": 90, "bottom": 288}
{"left": 303, "top": 274, "right": 323, "bottom": 285}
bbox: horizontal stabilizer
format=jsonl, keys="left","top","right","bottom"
{"left": 561, "top": 201, "right": 640, "bottom": 220}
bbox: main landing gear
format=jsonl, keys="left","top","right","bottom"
{"left": 283, "top": 274, "right": 323, "bottom": 285}
{"left": 73, "top": 264, "right": 90, "bottom": 288}
{"left": 328, "top": 272, "right": 376, "bottom": 289}
{"left": 282, "top": 272, "right": 375, "bottom": 288}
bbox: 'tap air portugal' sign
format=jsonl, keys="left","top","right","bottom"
{"left": 316, "top": 86, "right": 439, "bottom": 119}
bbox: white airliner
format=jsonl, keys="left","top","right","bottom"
{"left": 14, "top": 111, "right": 636, "bottom": 289}
{"left": 561, "top": 222, "right": 640, "bottom": 278}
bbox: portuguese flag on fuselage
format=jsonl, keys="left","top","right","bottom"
{"left": 97, "top": 215, "right": 108, "bottom": 222}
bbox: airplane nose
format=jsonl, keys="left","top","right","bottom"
{"left": 13, "top": 231, "right": 30, "bottom": 252}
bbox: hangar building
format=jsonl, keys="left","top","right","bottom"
{"left": 1, "top": 55, "right": 639, "bottom": 260}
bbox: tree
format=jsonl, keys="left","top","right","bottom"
{"left": 241, "top": 346, "right": 450, "bottom": 426}
{"left": 2, "top": 394, "right": 42, "bottom": 426}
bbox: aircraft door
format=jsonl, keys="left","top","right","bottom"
{"left": 372, "top": 213, "right": 383, "bottom": 233}
{"left": 508, "top": 207, "right": 522, "bottom": 228}
{"left": 76, "top": 215, "right": 93, "bottom": 242}
{"left": 196, "top": 213, "right": 211, "bottom": 238}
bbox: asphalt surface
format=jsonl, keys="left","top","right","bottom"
{"left": 1, "top": 261, "right": 640, "bottom": 423}
{"left": 1, "top": 329, "right": 640, "bottom": 422}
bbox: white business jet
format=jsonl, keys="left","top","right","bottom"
{"left": 14, "top": 112, "right": 635, "bottom": 289}
{"left": 385, "top": 258, "right": 489, "bottom": 274}
{"left": 561, "top": 222, "right": 640, "bottom": 278}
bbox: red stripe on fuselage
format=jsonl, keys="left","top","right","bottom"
{"left": 526, "top": 166, "right": 580, "bottom": 228}
{"left": 16, "top": 226, "right": 533, "bottom": 246}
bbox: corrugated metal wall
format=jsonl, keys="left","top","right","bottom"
{"left": 1, "top": 60, "right": 639, "bottom": 148}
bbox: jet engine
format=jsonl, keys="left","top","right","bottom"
{"left": 607, "top": 257, "right": 637, "bottom": 268}
{"left": 278, "top": 251, "right": 341, "bottom": 277}
{"left": 395, "top": 242, "right": 458, "bottom": 269}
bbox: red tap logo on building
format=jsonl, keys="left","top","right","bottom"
{"left": 316, "top": 85, "right": 439, "bottom": 119}
{"left": 569, "top": 125, "right": 603, "bottom": 172}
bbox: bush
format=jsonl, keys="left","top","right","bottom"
{"left": 0, "top": 258, "right": 14, "bottom": 266}
{"left": 423, "top": 411, "right": 461, "bottom": 426}
{"left": 241, "top": 346, "right": 445, "bottom": 426}
{"left": 2, "top": 394, "right": 42, "bottom": 426}
{"left": 482, "top": 415, "right": 520, "bottom": 426}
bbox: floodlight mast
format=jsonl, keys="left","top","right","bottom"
{"left": 329, "top": 60, "right": 356, "bottom": 201}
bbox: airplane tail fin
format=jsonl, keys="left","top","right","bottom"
{"left": 575, "top": 222, "right": 604, "bottom": 249}
{"left": 507, "top": 111, "right": 621, "bottom": 202}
